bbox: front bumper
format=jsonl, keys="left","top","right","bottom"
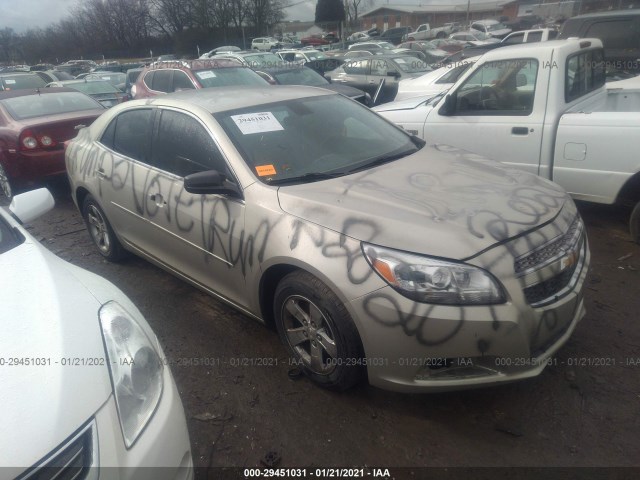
{"left": 349, "top": 213, "right": 590, "bottom": 393}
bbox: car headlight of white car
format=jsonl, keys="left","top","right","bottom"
{"left": 363, "top": 243, "right": 506, "bottom": 305}
{"left": 99, "top": 301, "right": 163, "bottom": 448}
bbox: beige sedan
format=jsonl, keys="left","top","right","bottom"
{"left": 66, "top": 86, "right": 589, "bottom": 392}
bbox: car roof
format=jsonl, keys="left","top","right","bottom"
{"left": 145, "top": 85, "right": 334, "bottom": 113}
{"left": 145, "top": 59, "right": 243, "bottom": 70}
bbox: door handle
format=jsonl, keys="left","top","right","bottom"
{"left": 96, "top": 168, "right": 106, "bottom": 179}
{"left": 511, "top": 127, "right": 529, "bottom": 135}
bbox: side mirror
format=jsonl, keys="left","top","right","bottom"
{"left": 387, "top": 70, "right": 400, "bottom": 78}
{"left": 184, "top": 170, "right": 241, "bottom": 197}
{"left": 516, "top": 73, "right": 527, "bottom": 87}
{"left": 438, "top": 93, "right": 457, "bottom": 116}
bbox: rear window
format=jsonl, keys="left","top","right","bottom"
{"left": 272, "top": 68, "right": 327, "bottom": 86}
{"left": 585, "top": 19, "right": 639, "bottom": 49}
{"left": 67, "top": 81, "right": 119, "bottom": 95}
{"left": 565, "top": 49, "right": 606, "bottom": 103}
{"left": 0, "top": 92, "right": 103, "bottom": 120}
{"left": 0, "top": 74, "right": 47, "bottom": 91}
{"left": 193, "top": 67, "right": 267, "bottom": 87}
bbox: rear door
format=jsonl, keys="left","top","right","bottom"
{"left": 332, "top": 59, "right": 371, "bottom": 92}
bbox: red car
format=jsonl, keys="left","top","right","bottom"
{"left": 300, "top": 34, "right": 331, "bottom": 46}
{"left": 0, "top": 88, "right": 105, "bottom": 200}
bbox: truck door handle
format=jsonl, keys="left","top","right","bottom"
{"left": 511, "top": 127, "right": 529, "bottom": 135}
{"left": 96, "top": 168, "right": 106, "bottom": 179}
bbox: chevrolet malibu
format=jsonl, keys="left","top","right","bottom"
{"left": 66, "top": 87, "right": 589, "bottom": 392}
{"left": 1, "top": 189, "right": 192, "bottom": 477}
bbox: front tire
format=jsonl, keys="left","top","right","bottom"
{"left": 0, "top": 163, "right": 13, "bottom": 205}
{"left": 630, "top": 202, "right": 640, "bottom": 244}
{"left": 274, "top": 271, "right": 365, "bottom": 391}
{"left": 82, "top": 194, "right": 127, "bottom": 261}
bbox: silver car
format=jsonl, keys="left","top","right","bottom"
{"left": 66, "top": 86, "right": 589, "bottom": 392}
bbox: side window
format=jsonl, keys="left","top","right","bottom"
{"left": 526, "top": 31, "right": 542, "bottom": 43}
{"left": 370, "top": 59, "right": 388, "bottom": 76}
{"left": 151, "top": 70, "right": 172, "bottom": 92}
{"left": 455, "top": 59, "right": 538, "bottom": 115}
{"left": 343, "top": 59, "right": 369, "bottom": 75}
{"left": 99, "top": 118, "right": 116, "bottom": 149}
{"left": 565, "top": 49, "right": 606, "bottom": 103}
{"left": 112, "top": 109, "right": 154, "bottom": 162}
{"left": 586, "top": 19, "right": 635, "bottom": 49}
{"left": 294, "top": 53, "right": 306, "bottom": 62}
{"left": 503, "top": 33, "right": 524, "bottom": 45}
{"left": 172, "top": 71, "right": 195, "bottom": 91}
{"left": 143, "top": 71, "right": 155, "bottom": 90}
{"left": 153, "top": 110, "right": 231, "bottom": 179}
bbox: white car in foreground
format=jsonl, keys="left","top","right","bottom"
{"left": 0, "top": 189, "right": 192, "bottom": 479}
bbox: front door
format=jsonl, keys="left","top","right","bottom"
{"left": 426, "top": 57, "right": 545, "bottom": 175}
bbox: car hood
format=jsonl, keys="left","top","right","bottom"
{"left": 0, "top": 240, "right": 112, "bottom": 468}
{"left": 277, "top": 145, "right": 567, "bottom": 260}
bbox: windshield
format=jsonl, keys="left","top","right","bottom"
{"left": 473, "top": 31, "right": 490, "bottom": 40}
{"left": 273, "top": 68, "right": 328, "bottom": 86}
{"left": 89, "top": 73, "right": 126, "bottom": 86}
{"left": 304, "top": 52, "right": 327, "bottom": 61}
{"left": 392, "top": 57, "right": 431, "bottom": 73}
{"left": 487, "top": 23, "right": 508, "bottom": 32}
{"left": 243, "top": 53, "right": 283, "bottom": 68}
{"left": 0, "top": 91, "right": 103, "bottom": 120}
{"left": 194, "top": 68, "right": 268, "bottom": 87}
{"left": 215, "top": 94, "right": 419, "bottom": 185}
{"left": 1, "top": 74, "right": 47, "bottom": 91}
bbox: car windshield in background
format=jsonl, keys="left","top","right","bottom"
{"left": 304, "top": 52, "right": 327, "bottom": 61}
{"left": 1, "top": 75, "right": 47, "bottom": 91}
{"left": 0, "top": 216, "right": 22, "bottom": 255}
{"left": 273, "top": 69, "right": 328, "bottom": 87}
{"left": 1, "top": 92, "right": 103, "bottom": 120}
{"left": 69, "top": 81, "right": 120, "bottom": 94}
{"left": 488, "top": 23, "right": 508, "bottom": 32}
{"left": 194, "top": 68, "right": 268, "bottom": 87}
{"left": 215, "top": 94, "right": 419, "bottom": 185}
{"left": 391, "top": 57, "right": 431, "bottom": 73}
{"left": 243, "top": 54, "right": 283, "bottom": 68}
{"left": 90, "top": 73, "right": 126, "bottom": 86}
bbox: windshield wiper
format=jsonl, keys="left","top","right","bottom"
{"left": 268, "top": 171, "right": 346, "bottom": 186}
{"left": 346, "top": 147, "right": 418, "bottom": 174}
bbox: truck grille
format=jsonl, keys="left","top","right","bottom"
{"left": 515, "top": 217, "right": 585, "bottom": 306}
{"left": 18, "top": 421, "right": 96, "bottom": 480}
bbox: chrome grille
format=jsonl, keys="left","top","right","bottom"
{"left": 515, "top": 216, "right": 586, "bottom": 307}
{"left": 19, "top": 421, "right": 96, "bottom": 480}
{"left": 515, "top": 218, "right": 582, "bottom": 274}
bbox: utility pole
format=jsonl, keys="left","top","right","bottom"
{"left": 466, "top": 0, "right": 471, "bottom": 24}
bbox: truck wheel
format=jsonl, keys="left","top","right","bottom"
{"left": 630, "top": 202, "right": 640, "bottom": 244}
{"left": 274, "top": 271, "right": 365, "bottom": 391}
{"left": 436, "top": 31, "right": 446, "bottom": 38}
{"left": 82, "top": 194, "right": 127, "bottom": 261}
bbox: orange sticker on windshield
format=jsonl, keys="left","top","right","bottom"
{"left": 256, "top": 164, "right": 276, "bottom": 176}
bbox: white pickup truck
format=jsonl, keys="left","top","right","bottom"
{"left": 405, "top": 23, "right": 452, "bottom": 41}
{"left": 375, "top": 38, "right": 640, "bottom": 242}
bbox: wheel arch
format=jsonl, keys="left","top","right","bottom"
{"left": 616, "top": 171, "right": 640, "bottom": 207}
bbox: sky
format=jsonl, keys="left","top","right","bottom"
{"left": 0, "top": 0, "right": 491, "bottom": 32}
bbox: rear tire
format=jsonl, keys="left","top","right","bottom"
{"left": 436, "top": 31, "right": 446, "bottom": 38}
{"left": 82, "top": 194, "right": 127, "bottom": 261}
{"left": 631, "top": 202, "right": 640, "bottom": 244}
{"left": 274, "top": 271, "right": 365, "bottom": 391}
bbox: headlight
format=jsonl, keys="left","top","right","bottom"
{"left": 99, "top": 301, "right": 163, "bottom": 448}
{"left": 363, "top": 243, "right": 506, "bottom": 305}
